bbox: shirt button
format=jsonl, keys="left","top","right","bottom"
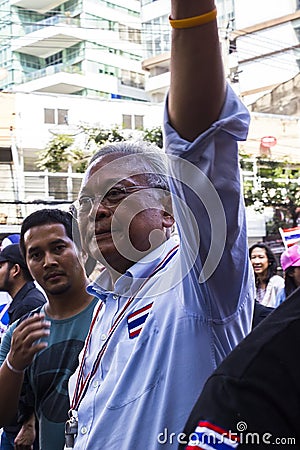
{"left": 101, "top": 333, "right": 107, "bottom": 341}
{"left": 92, "top": 380, "right": 99, "bottom": 388}
{"left": 81, "top": 426, "right": 88, "bottom": 435}
{"left": 112, "top": 295, "right": 118, "bottom": 300}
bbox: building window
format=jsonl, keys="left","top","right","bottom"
{"left": 120, "top": 70, "right": 145, "bottom": 89}
{"left": 19, "top": 54, "right": 41, "bottom": 70}
{"left": 98, "top": 64, "right": 118, "bottom": 77}
{"left": 134, "top": 115, "right": 143, "bottom": 130}
{"left": 119, "top": 24, "right": 141, "bottom": 44}
{"left": 143, "top": 15, "right": 170, "bottom": 58}
{"left": 295, "top": 26, "right": 300, "bottom": 42}
{"left": 229, "top": 38, "right": 237, "bottom": 54}
{"left": 44, "top": 108, "right": 68, "bottom": 124}
{"left": 122, "top": 114, "right": 132, "bottom": 129}
{"left": 122, "top": 114, "right": 144, "bottom": 130}
{"left": 44, "top": 108, "right": 55, "bottom": 124}
{"left": 45, "top": 51, "right": 63, "bottom": 67}
{"left": 58, "top": 109, "right": 68, "bottom": 125}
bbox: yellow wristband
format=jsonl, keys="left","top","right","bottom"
{"left": 169, "top": 8, "right": 217, "bottom": 29}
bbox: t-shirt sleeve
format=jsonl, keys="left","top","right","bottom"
{"left": 0, "top": 322, "right": 15, "bottom": 365}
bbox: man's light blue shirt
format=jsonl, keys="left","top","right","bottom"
{"left": 69, "top": 85, "right": 255, "bottom": 450}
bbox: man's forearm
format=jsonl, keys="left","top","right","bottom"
{"left": 14, "top": 412, "right": 36, "bottom": 450}
{"left": 169, "top": 0, "right": 225, "bottom": 141}
{"left": 0, "top": 359, "right": 24, "bottom": 425}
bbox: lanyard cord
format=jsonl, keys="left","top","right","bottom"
{"left": 71, "top": 244, "right": 179, "bottom": 411}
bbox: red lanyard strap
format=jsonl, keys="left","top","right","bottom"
{"left": 71, "top": 301, "right": 104, "bottom": 409}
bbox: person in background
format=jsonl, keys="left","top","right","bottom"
{"left": 277, "top": 243, "right": 300, "bottom": 304}
{"left": 66, "top": 0, "right": 254, "bottom": 448}
{"left": 0, "top": 243, "right": 46, "bottom": 450}
{"left": 0, "top": 234, "right": 20, "bottom": 342}
{"left": 249, "top": 243, "right": 284, "bottom": 307}
{"left": 0, "top": 209, "right": 98, "bottom": 450}
{"left": 0, "top": 245, "right": 46, "bottom": 325}
{"left": 0, "top": 294, "right": 11, "bottom": 342}
{"left": 1, "top": 234, "right": 21, "bottom": 251}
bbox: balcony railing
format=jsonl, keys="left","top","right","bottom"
{"left": 0, "top": 169, "right": 84, "bottom": 225}
{"left": 25, "top": 14, "right": 80, "bottom": 34}
{"left": 22, "top": 63, "right": 82, "bottom": 84}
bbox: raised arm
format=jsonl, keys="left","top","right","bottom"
{"left": 168, "top": 0, "right": 226, "bottom": 141}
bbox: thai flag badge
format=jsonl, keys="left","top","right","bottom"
{"left": 127, "top": 302, "right": 153, "bottom": 339}
{"left": 186, "top": 421, "right": 240, "bottom": 450}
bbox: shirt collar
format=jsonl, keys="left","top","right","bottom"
{"left": 87, "top": 237, "right": 179, "bottom": 300}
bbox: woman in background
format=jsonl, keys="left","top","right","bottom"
{"left": 249, "top": 243, "right": 284, "bottom": 308}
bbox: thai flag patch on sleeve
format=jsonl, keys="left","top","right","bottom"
{"left": 186, "top": 420, "right": 240, "bottom": 449}
{"left": 127, "top": 302, "right": 153, "bottom": 339}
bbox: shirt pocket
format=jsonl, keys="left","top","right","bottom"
{"left": 105, "top": 325, "right": 161, "bottom": 409}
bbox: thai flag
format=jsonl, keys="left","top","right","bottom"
{"left": 186, "top": 421, "right": 239, "bottom": 450}
{"left": 279, "top": 226, "right": 300, "bottom": 249}
{"left": 127, "top": 302, "right": 153, "bottom": 339}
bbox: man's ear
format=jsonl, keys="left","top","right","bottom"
{"left": 161, "top": 192, "right": 175, "bottom": 230}
{"left": 11, "top": 263, "right": 22, "bottom": 279}
{"left": 162, "top": 211, "right": 175, "bottom": 229}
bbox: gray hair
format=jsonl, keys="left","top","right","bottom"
{"left": 88, "top": 140, "right": 169, "bottom": 191}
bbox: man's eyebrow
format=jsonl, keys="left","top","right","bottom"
{"left": 81, "top": 178, "right": 131, "bottom": 195}
{"left": 49, "top": 238, "right": 68, "bottom": 245}
{"left": 27, "top": 239, "right": 67, "bottom": 253}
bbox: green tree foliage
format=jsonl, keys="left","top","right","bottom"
{"left": 95, "top": 127, "right": 126, "bottom": 145}
{"left": 76, "top": 125, "right": 126, "bottom": 172}
{"left": 38, "top": 125, "right": 166, "bottom": 175}
{"left": 37, "top": 134, "right": 85, "bottom": 172}
{"left": 79, "top": 125, "right": 125, "bottom": 149}
{"left": 242, "top": 158, "right": 300, "bottom": 231}
{"left": 37, "top": 126, "right": 126, "bottom": 174}
{"left": 142, "top": 126, "right": 163, "bottom": 148}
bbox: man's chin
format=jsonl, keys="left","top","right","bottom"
{"left": 46, "top": 282, "right": 71, "bottom": 296}
{"left": 86, "top": 237, "right": 149, "bottom": 271}
{"left": 87, "top": 242, "right": 115, "bottom": 266}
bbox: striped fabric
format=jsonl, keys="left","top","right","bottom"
{"left": 186, "top": 421, "right": 239, "bottom": 450}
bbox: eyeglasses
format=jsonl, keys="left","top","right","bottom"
{"left": 73, "top": 185, "right": 163, "bottom": 215}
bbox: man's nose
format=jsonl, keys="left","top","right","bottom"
{"left": 89, "top": 199, "right": 112, "bottom": 220}
{"left": 43, "top": 252, "right": 58, "bottom": 267}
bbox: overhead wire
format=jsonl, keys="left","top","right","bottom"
{"left": 0, "top": 7, "right": 300, "bottom": 75}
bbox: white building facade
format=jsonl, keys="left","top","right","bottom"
{"left": 0, "top": 0, "right": 147, "bottom": 101}
{"left": 0, "top": 90, "right": 163, "bottom": 227}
